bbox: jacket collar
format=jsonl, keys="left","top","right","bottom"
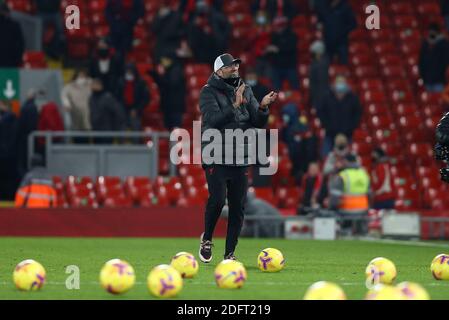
{"left": 207, "top": 73, "right": 235, "bottom": 93}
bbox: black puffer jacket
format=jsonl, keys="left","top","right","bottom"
{"left": 199, "top": 73, "right": 269, "bottom": 166}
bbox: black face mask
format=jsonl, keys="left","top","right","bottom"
{"left": 223, "top": 76, "right": 241, "bottom": 88}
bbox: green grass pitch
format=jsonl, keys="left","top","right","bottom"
{"left": 0, "top": 237, "right": 448, "bottom": 300}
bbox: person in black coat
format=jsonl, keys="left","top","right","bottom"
{"left": 442, "top": 0, "right": 449, "bottom": 33}
{"left": 151, "top": 3, "right": 185, "bottom": 63}
{"left": 265, "top": 16, "right": 299, "bottom": 90}
{"left": 318, "top": 75, "right": 362, "bottom": 157}
{"left": 251, "top": 0, "right": 298, "bottom": 21}
{"left": 0, "top": 100, "right": 19, "bottom": 199}
{"left": 0, "top": 3, "right": 25, "bottom": 68}
{"left": 89, "top": 78, "right": 126, "bottom": 144}
{"left": 150, "top": 54, "right": 186, "bottom": 130}
{"left": 197, "top": 53, "right": 277, "bottom": 263}
{"left": 115, "top": 63, "right": 150, "bottom": 131}
{"left": 315, "top": 0, "right": 357, "bottom": 65}
{"left": 419, "top": 23, "right": 449, "bottom": 93}
{"left": 243, "top": 67, "right": 270, "bottom": 102}
{"left": 34, "top": 0, "right": 65, "bottom": 58}
{"left": 16, "top": 91, "right": 39, "bottom": 178}
{"left": 89, "top": 38, "right": 124, "bottom": 93}
{"left": 186, "top": 0, "right": 231, "bottom": 65}
{"left": 105, "top": 0, "right": 144, "bottom": 58}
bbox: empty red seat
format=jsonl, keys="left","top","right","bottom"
{"left": 417, "top": 3, "right": 441, "bottom": 16}
{"left": 393, "top": 15, "right": 419, "bottom": 29}
{"left": 389, "top": 2, "right": 415, "bottom": 15}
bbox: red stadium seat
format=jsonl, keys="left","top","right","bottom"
{"left": 393, "top": 15, "right": 419, "bottom": 29}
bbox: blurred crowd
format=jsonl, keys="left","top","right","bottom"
{"left": 0, "top": 0, "right": 449, "bottom": 216}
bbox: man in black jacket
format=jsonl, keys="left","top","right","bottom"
{"left": 0, "top": 3, "right": 25, "bottom": 68}
{"left": 198, "top": 53, "right": 277, "bottom": 262}
{"left": 419, "top": 23, "right": 449, "bottom": 93}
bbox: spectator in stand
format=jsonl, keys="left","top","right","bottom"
{"left": 418, "top": 23, "right": 449, "bottom": 93}
{"left": 280, "top": 103, "right": 318, "bottom": 182}
{"left": 34, "top": 0, "right": 65, "bottom": 59}
{"left": 186, "top": 0, "right": 231, "bottom": 65}
{"left": 105, "top": 0, "right": 144, "bottom": 59}
{"left": 115, "top": 63, "right": 150, "bottom": 131}
{"left": 248, "top": 10, "right": 272, "bottom": 79}
{"left": 89, "top": 78, "right": 126, "bottom": 144}
{"left": 244, "top": 67, "right": 270, "bottom": 103}
{"left": 152, "top": 1, "right": 187, "bottom": 63}
{"left": 318, "top": 75, "right": 362, "bottom": 157}
{"left": 16, "top": 90, "right": 40, "bottom": 178}
{"left": 0, "top": 100, "right": 19, "bottom": 200}
{"left": 322, "top": 133, "right": 355, "bottom": 176}
{"left": 298, "top": 161, "right": 323, "bottom": 215}
{"left": 179, "top": 0, "right": 225, "bottom": 21}
{"left": 266, "top": 16, "right": 299, "bottom": 91}
{"left": 309, "top": 40, "right": 330, "bottom": 110}
{"left": 150, "top": 54, "right": 186, "bottom": 130}
{"left": 251, "top": 0, "right": 298, "bottom": 21}
{"left": 314, "top": 0, "right": 357, "bottom": 65}
{"left": 89, "top": 38, "right": 124, "bottom": 93}
{"left": 442, "top": 0, "right": 449, "bottom": 33}
{"left": 36, "top": 98, "right": 64, "bottom": 160}
{"left": 61, "top": 69, "right": 92, "bottom": 139}
{"left": 370, "top": 147, "right": 395, "bottom": 210}
{"left": 0, "top": 2, "right": 25, "bottom": 68}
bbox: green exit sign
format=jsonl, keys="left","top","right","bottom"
{"left": 0, "top": 69, "right": 19, "bottom": 100}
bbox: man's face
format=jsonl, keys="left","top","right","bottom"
{"left": 218, "top": 63, "right": 240, "bottom": 79}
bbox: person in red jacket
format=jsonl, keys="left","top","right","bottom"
{"left": 370, "top": 147, "right": 395, "bottom": 210}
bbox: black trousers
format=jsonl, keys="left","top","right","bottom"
{"left": 203, "top": 165, "right": 249, "bottom": 256}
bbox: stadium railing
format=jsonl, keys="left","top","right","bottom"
{"left": 28, "top": 130, "right": 175, "bottom": 178}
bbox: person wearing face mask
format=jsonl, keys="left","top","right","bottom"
{"left": 322, "top": 133, "right": 357, "bottom": 176}
{"left": 265, "top": 16, "right": 299, "bottom": 91}
{"left": 116, "top": 63, "right": 150, "bottom": 132}
{"left": 244, "top": 68, "right": 270, "bottom": 103}
{"left": 89, "top": 39, "right": 124, "bottom": 93}
{"left": 198, "top": 53, "right": 278, "bottom": 263}
{"left": 318, "top": 75, "right": 362, "bottom": 157}
{"left": 309, "top": 40, "right": 330, "bottom": 110}
{"left": 418, "top": 23, "right": 449, "bottom": 93}
{"left": 61, "top": 69, "right": 92, "bottom": 139}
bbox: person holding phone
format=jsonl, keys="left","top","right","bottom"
{"left": 198, "top": 53, "right": 278, "bottom": 262}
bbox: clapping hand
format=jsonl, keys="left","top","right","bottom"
{"left": 260, "top": 91, "right": 278, "bottom": 109}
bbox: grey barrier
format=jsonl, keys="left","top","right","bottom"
{"left": 28, "top": 131, "right": 176, "bottom": 179}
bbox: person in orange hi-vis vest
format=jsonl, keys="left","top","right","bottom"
{"left": 15, "top": 155, "right": 57, "bottom": 208}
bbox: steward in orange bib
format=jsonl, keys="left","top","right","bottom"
{"left": 15, "top": 155, "right": 57, "bottom": 208}
{"left": 328, "top": 153, "right": 371, "bottom": 235}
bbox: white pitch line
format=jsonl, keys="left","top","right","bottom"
{"left": 359, "top": 238, "right": 449, "bottom": 249}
